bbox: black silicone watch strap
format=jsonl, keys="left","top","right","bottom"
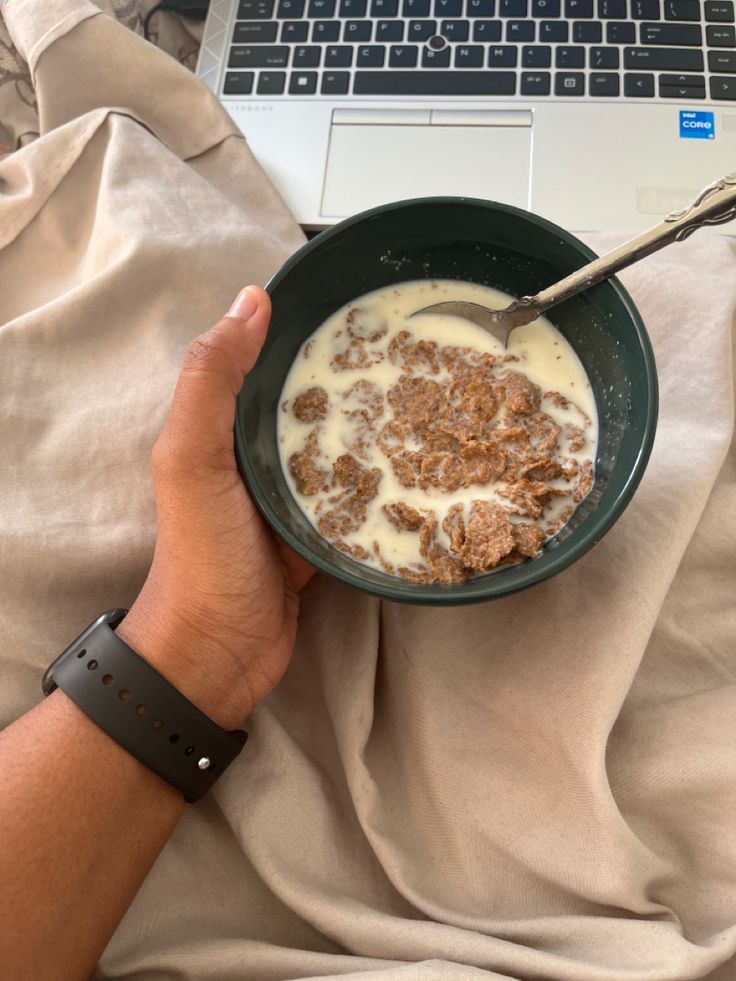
{"left": 43, "top": 610, "right": 247, "bottom": 802}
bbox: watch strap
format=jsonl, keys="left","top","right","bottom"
{"left": 43, "top": 610, "right": 247, "bottom": 802}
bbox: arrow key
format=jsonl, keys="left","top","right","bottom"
{"left": 624, "top": 71, "right": 655, "bottom": 95}
{"left": 710, "top": 74, "right": 736, "bottom": 97}
{"left": 659, "top": 72, "right": 705, "bottom": 85}
{"left": 659, "top": 82, "right": 706, "bottom": 96}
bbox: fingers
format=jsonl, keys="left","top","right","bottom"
{"left": 155, "top": 286, "right": 271, "bottom": 473}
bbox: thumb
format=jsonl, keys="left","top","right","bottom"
{"left": 160, "top": 286, "right": 271, "bottom": 470}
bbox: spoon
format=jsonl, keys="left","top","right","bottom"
{"left": 411, "top": 171, "right": 736, "bottom": 347}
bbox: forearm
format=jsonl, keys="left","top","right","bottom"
{"left": 0, "top": 596, "right": 254, "bottom": 981}
{"left": 0, "top": 687, "right": 183, "bottom": 981}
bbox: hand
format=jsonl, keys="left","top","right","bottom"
{"left": 117, "top": 288, "right": 314, "bottom": 730}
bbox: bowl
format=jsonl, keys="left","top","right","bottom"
{"left": 235, "top": 197, "right": 658, "bottom": 605}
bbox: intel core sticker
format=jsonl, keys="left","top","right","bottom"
{"left": 679, "top": 110, "right": 715, "bottom": 140}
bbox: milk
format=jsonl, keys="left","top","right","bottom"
{"left": 278, "top": 280, "right": 598, "bottom": 574}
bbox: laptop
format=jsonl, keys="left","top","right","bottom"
{"left": 197, "top": 0, "right": 736, "bottom": 230}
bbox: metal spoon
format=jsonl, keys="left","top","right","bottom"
{"left": 411, "top": 172, "right": 736, "bottom": 347}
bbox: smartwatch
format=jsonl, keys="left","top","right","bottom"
{"left": 43, "top": 610, "right": 247, "bottom": 802}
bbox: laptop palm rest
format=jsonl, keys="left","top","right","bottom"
{"left": 321, "top": 109, "right": 532, "bottom": 218}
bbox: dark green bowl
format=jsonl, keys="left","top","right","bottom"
{"left": 236, "top": 197, "right": 658, "bottom": 605}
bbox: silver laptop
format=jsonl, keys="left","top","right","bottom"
{"left": 197, "top": 0, "right": 736, "bottom": 230}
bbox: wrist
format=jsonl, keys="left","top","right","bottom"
{"left": 115, "top": 602, "right": 253, "bottom": 731}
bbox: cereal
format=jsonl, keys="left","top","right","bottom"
{"left": 292, "top": 386, "right": 328, "bottom": 423}
{"left": 279, "top": 280, "right": 598, "bottom": 584}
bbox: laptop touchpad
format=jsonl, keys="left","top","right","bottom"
{"left": 321, "top": 110, "right": 532, "bottom": 218}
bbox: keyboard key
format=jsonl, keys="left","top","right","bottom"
{"left": 625, "top": 44, "right": 703, "bottom": 67}
{"left": 663, "top": 0, "right": 699, "bottom": 18}
{"left": 313, "top": 19, "right": 341, "bottom": 38}
{"left": 234, "top": 22, "right": 279, "bottom": 42}
{"left": 345, "top": 19, "right": 373, "bottom": 37}
{"left": 238, "top": 0, "right": 274, "bottom": 17}
{"left": 409, "top": 18, "right": 438, "bottom": 35}
{"left": 520, "top": 42, "right": 552, "bottom": 63}
{"left": 598, "top": 0, "right": 625, "bottom": 15}
{"left": 436, "top": 0, "right": 463, "bottom": 12}
{"left": 307, "top": 0, "right": 335, "bottom": 13}
{"left": 353, "top": 69, "right": 516, "bottom": 91}
{"left": 455, "top": 42, "right": 485, "bottom": 61}
{"left": 257, "top": 70, "right": 286, "bottom": 92}
{"left": 640, "top": 22, "right": 702, "bottom": 43}
{"left": 340, "top": 0, "right": 366, "bottom": 11}
{"left": 294, "top": 44, "right": 322, "bottom": 65}
{"left": 500, "top": 0, "right": 528, "bottom": 13}
{"left": 403, "top": 0, "right": 430, "bottom": 11}
{"left": 326, "top": 44, "right": 354, "bottom": 63}
{"left": 390, "top": 43, "right": 420, "bottom": 62}
{"left": 442, "top": 18, "right": 471, "bottom": 36}
{"left": 467, "top": 0, "right": 496, "bottom": 13}
{"left": 705, "top": 1, "right": 735, "bottom": 21}
{"left": 507, "top": 19, "right": 535, "bottom": 37}
{"left": 590, "top": 44, "right": 619, "bottom": 65}
{"left": 322, "top": 71, "right": 350, "bottom": 93}
{"left": 555, "top": 71, "right": 585, "bottom": 92}
{"left": 277, "top": 0, "right": 305, "bottom": 16}
{"left": 565, "top": 0, "right": 593, "bottom": 15}
{"left": 223, "top": 70, "right": 255, "bottom": 93}
{"left": 556, "top": 44, "right": 585, "bottom": 65}
{"left": 709, "top": 48, "right": 736, "bottom": 68}
{"left": 710, "top": 73, "right": 736, "bottom": 95}
{"left": 573, "top": 20, "right": 602, "bottom": 39}
{"left": 358, "top": 43, "right": 387, "bottom": 63}
{"left": 540, "top": 19, "right": 568, "bottom": 38}
{"left": 282, "top": 20, "right": 309, "bottom": 39}
{"left": 632, "top": 0, "right": 659, "bottom": 16}
{"left": 372, "top": 0, "right": 399, "bottom": 13}
{"left": 521, "top": 70, "right": 551, "bottom": 91}
{"left": 489, "top": 43, "right": 519, "bottom": 62}
{"left": 378, "top": 19, "right": 405, "bottom": 36}
{"left": 624, "top": 70, "right": 655, "bottom": 93}
{"left": 289, "top": 70, "right": 318, "bottom": 92}
{"left": 607, "top": 20, "right": 636, "bottom": 40}
{"left": 473, "top": 18, "right": 503, "bottom": 36}
{"left": 660, "top": 70, "right": 705, "bottom": 85}
{"left": 590, "top": 70, "right": 620, "bottom": 92}
{"left": 229, "top": 44, "right": 290, "bottom": 66}
{"left": 424, "top": 44, "right": 453, "bottom": 61}
{"left": 522, "top": 43, "right": 552, "bottom": 63}
{"left": 532, "top": 0, "right": 561, "bottom": 15}
{"left": 659, "top": 84, "right": 705, "bottom": 96}
{"left": 707, "top": 25, "right": 736, "bottom": 44}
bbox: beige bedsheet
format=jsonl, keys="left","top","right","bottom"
{"left": 0, "top": 0, "right": 201, "bottom": 153}
{"left": 1, "top": 3, "right": 736, "bottom": 979}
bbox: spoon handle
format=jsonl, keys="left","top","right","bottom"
{"left": 525, "top": 172, "right": 736, "bottom": 318}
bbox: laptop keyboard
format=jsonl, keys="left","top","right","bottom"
{"left": 222, "top": 0, "right": 736, "bottom": 98}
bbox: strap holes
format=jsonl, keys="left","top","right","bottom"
{"left": 119, "top": 689, "right": 130, "bottom": 702}
{"left": 169, "top": 733, "right": 180, "bottom": 744}
{"left": 184, "top": 746, "right": 194, "bottom": 756}
{"left": 102, "top": 674, "right": 114, "bottom": 686}
{"left": 87, "top": 659, "right": 98, "bottom": 671}
{"left": 152, "top": 719, "right": 163, "bottom": 731}
{"left": 76, "top": 648, "right": 87, "bottom": 659}
{"left": 135, "top": 704, "right": 147, "bottom": 717}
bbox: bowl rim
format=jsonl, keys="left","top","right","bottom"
{"left": 237, "top": 195, "right": 659, "bottom": 605}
